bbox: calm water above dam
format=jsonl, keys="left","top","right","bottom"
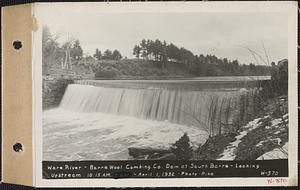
{"left": 76, "top": 75, "right": 270, "bottom": 90}
{"left": 43, "top": 77, "right": 267, "bottom": 161}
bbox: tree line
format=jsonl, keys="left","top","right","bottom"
{"left": 133, "top": 39, "right": 270, "bottom": 76}
{"left": 43, "top": 26, "right": 270, "bottom": 77}
{"left": 93, "top": 48, "right": 122, "bottom": 61}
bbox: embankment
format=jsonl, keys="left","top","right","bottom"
{"left": 43, "top": 79, "right": 74, "bottom": 110}
{"left": 194, "top": 95, "right": 288, "bottom": 160}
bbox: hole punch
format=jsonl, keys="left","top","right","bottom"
{"left": 13, "top": 143, "right": 23, "bottom": 152}
{"left": 13, "top": 40, "right": 22, "bottom": 50}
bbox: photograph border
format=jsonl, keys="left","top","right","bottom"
{"left": 33, "top": 1, "right": 298, "bottom": 187}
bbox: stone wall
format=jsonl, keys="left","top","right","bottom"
{"left": 43, "top": 79, "right": 74, "bottom": 110}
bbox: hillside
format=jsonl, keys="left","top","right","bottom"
{"left": 94, "top": 59, "right": 193, "bottom": 78}
{"left": 43, "top": 58, "right": 272, "bottom": 79}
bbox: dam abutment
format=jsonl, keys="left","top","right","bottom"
{"left": 42, "top": 78, "right": 74, "bottom": 110}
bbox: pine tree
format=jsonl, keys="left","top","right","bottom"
{"left": 112, "top": 49, "right": 122, "bottom": 60}
{"left": 170, "top": 133, "right": 193, "bottom": 160}
{"left": 93, "top": 48, "right": 102, "bottom": 60}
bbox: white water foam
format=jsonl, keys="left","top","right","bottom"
{"left": 43, "top": 109, "right": 208, "bottom": 161}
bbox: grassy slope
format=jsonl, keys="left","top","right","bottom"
{"left": 95, "top": 59, "right": 193, "bottom": 78}
{"left": 44, "top": 59, "right": 194, "bottom": 78}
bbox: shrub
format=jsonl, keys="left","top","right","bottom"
{"left": 270, "top": 59, "right": 288, "bottom": 96}
{"left": 259, "top": 59, "right": 288, "bottom": 99}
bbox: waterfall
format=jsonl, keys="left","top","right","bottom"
{"left": 59, "top": 83, "right": 257, "bottom": 136}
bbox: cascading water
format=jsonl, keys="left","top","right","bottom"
{"left": 60, "top": 83, "right": 256, "bottom": 135}
{"left": 43, "top": 80, "right": 258, "bottom": 161}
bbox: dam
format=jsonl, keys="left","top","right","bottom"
{"left": 43, "top": 77, "right": 268, "bottom": 161}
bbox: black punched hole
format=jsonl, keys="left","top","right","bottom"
{"left": 13, "top": 40, "right": 22, "bottom": 50}
{"left": 13, "top": 143, "right": 23, "bottom": 152}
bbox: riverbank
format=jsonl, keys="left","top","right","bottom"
{"left": 193, "top": 94, "right": 288, "bottom": 160}
{"left": 43, "top": 79, "right": 74, "bottom": 110}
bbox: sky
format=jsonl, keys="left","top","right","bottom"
{"left": 37, "top": 3, "right": 289, "bottom": 65}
